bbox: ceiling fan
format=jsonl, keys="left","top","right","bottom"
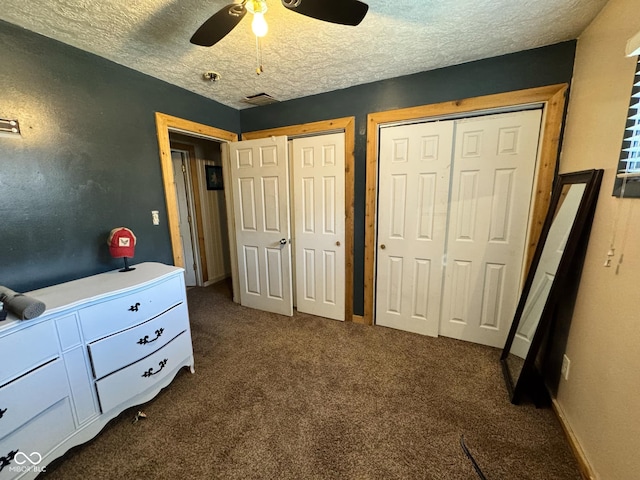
{"left": 190, "top": 0, "right": 369, "bottom": 47}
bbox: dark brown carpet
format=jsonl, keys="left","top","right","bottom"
{"left": 42, "top": 280, "right": 581, "bottom": 479}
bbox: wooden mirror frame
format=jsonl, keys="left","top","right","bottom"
{"left": 501, "top": 169, "right": 603, "bottom": 405}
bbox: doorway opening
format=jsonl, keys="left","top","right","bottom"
{"left": 170, "top": 133, "right": 232, "bottom": 287}
{"left": 155, "top": 113, "right": 238, "bottom": 291}
{"left": 156, "top": 113, "right": 356, "bottom": 323}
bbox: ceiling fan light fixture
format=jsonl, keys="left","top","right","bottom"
{"left": 245, "top": 0, "right": 268, "bottom": 15}
{"left": 251, "top": 12, "right": 268, "bottom": 37}
{"left": 246, "top": 0, "right": 268, "bottom": 37}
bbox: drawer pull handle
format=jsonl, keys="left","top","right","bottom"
{"left": 137, "top": 328, "right": 165, "bottom": 346}
{"left": 0, "top": 408, "right": 6, "bottom": 419}
{"left": 142, "top": 359, "right": 168, "bottom": 378}
{"left": 128, "top": 302, "right": 141, "bottom": 312}
{"left": 0, "top": 450, "right": 18, "bottom": 473}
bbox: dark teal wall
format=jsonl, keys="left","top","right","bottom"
{"left": 240, "top": 41, "right": 577, "bottom": 316}
{"left": 0, "top": 20, "right": 240, "bottom": 292}
{"left": 0, "top": 18, "right": 575, "bottom": 314}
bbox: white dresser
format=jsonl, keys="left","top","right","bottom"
{"left": 0, "top": 263, "right": 194, "bottom": 479}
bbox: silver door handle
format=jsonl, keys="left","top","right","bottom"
{"left": 280, "top": 238, "right": 287, "bottom": 245}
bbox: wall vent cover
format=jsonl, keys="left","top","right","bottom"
{"left": 242, "top": 93, "right": 279, "bottom": 107}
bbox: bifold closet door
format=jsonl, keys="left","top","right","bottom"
{"left": 439, "top": 110, "right": 543, "bottom": 347}
{"left": 375, "top": 110, "right": 543, "bottom": 347}
{"left": 290, "top": 133, "right": 346, "bottom": 321}
{"left": 375, "top": 121, "right": 455, "bottom": 336}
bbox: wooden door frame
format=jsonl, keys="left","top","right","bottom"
{"left": 242, "top": 117, "right": 356, "bottom": 322}
{"left": 155, "top": 113, "right": 238, "bottom": 279}
{"left": 364, "top": 84, "right": 569, "bottom": 326}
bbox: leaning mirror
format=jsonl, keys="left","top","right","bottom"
{"left": 501, "top": 169, "right": 603, "bottom": 405}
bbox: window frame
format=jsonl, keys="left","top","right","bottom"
{"left": 613, "top": 56, "right": 640, "bottom": 197}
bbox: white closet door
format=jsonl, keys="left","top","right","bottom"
{"left": 375, "top": 121, "right": 455, "bottom": 336}
{"left": 228, "top": 136, "right": 293, "bottom": 316}
{"left": 439, "top": 110, "right": 542, "bottom": 347}
{"left": 291, "top": 133, "right": 346, "bottom": 320}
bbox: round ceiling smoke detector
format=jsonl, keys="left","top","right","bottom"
{"left": 202, "top": 71, "right": 221, "bottom": 82}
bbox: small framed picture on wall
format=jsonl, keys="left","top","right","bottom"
{"left": 205, "top": 165, "right": 223, "bottom": 190}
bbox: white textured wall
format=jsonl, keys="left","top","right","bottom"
{"left": 557, "top": 0, "right": 640, "bottom": 478}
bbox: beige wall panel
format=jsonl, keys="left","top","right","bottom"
{"left": 557, "top": 1, "right": 640, "bottom": 479}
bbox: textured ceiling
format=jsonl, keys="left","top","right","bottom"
{"left": 0, "top": 0, "right": 607, "bottom": 110}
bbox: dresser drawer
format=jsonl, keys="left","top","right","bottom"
{"left": 0, "top": 359, "right": 69, "bottom": 440}
{"left": 0, "top": 398, "right": 75, "bottom": 480}
{"left": 79, "top": 274, "right": 184, "bottom": 342}
{"left": 0, "top": 322, "right": 59, "bottom": 387}
{"left": 88, "top": 303, "right": 189, "bottom": 379}
{"left": 96, "top": 331, "right": 192, "bottom": 414}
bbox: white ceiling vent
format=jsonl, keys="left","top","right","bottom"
{"left": 241, "top": 93, "right": 279, "bottom": 107}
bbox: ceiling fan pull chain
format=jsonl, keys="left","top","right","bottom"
{"left": 256, "top": 36, "right": 264, "bottom": 75}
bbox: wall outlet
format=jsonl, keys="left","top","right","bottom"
{"left": 151, "top": 210, "right": 160, "bottom": 226}
{"left": 561, "top": 354, "right": 571, "bottom": 381}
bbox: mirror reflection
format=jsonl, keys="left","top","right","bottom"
{"left": 502, "top": 169, "right": 603, "bottom": 405}
{"left": 504, "top": 183, "right": 587, "bottom": 383}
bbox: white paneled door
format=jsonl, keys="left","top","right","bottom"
{"left": 228, "top": 136, "right": 293, "bottom": 316}
{"left": 291, "top": 133, "right": 346, "bottom": 321}
{"left": 439, "top": 110, "right": 543, "bottom": 347}
{"left": 375, "top": 109, "right": 543, "bottom": 347}
{"left": 376, "top": 121, "right": 455, "bottom": 336}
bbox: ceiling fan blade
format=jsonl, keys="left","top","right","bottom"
{"left": 190, "top": 3, "right": 247, "bottom": 47}
{"left": 281, "top": 0, "right": 368, "bottom": 26}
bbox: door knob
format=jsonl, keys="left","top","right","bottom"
{"left": 336, "top": 241, "right": 341, "bottom": 246}
{"left": 280, "top": 238, "right": 287, "bottom": 245}
{"left": 380, "top": 244, "right": 386, "bottom": 250}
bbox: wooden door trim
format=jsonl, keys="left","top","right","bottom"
{"left": 155, "top": 113, "right": 238, "bottom": 272}
{"left": 364, "top": 84, "right": 569, "bottom": 326}
{"left": 170, "top": 141, "right": 209, "bottom": 284}
{"left": 242, "top": 117, "right": 356, "bottom": 322}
